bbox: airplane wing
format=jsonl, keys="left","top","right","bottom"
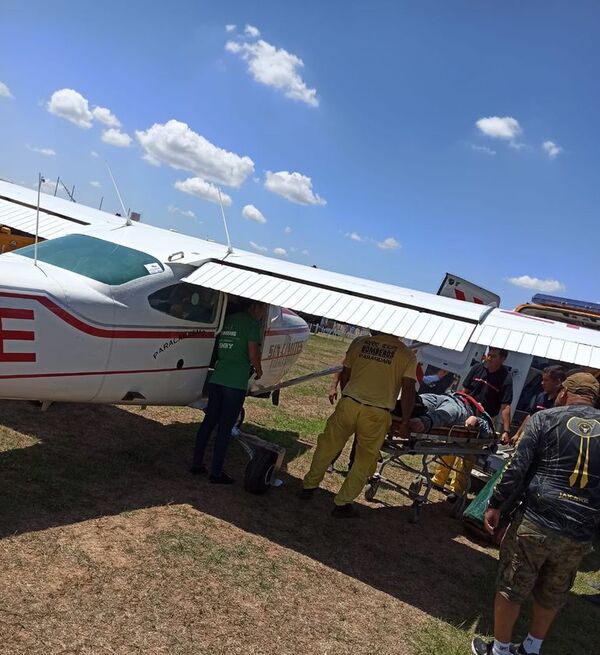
{"left": 183, "top": 255, "right": 600, "bottom": 367}
{"left": 471, "top": 308, "right": 600, "bottom": 368}
{"left": 181, "top": 253, "right": 493, "bottom": 352}
{"left": 3, "top": 179, "right": 597, "bottom": 367}
{"left": 0, "top": 178, "right": 124, "bottom": 240}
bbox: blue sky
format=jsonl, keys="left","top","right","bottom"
{"left": 1, "top": 0, "right": 598, "bottom": 308}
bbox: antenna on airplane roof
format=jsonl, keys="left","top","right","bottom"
{"left": 105, "top": 160, "right": 131, "bottom": 226}
{"left": 217, "top": 187, "right": 233, "bottom": 255}
{"left": 34, "top": 172, "right": 44, "bottom": 267}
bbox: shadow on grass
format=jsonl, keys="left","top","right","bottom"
{"left": 0, "top": 399, "right": 598, "bottom": 653}
{"left": 241, "top": 421, "right": 310, "bottom": 462}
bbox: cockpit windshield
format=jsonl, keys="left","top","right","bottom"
{"left": 16, "top": 234, "right": 164, "bottom": 286}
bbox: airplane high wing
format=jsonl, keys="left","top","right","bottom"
{"left": 182, "top": 255, "right": 600, "bottom": 369}
{"left": 471, "top": 308, "right": 600, "bottom": 368}
{"left": 181, "top": 254, "right": 490, "bottom": 352}
{"left": 0, "top": 178, "right": 124, "bottom": 239}
{"left": 1, "top": 178, "right": 599, "bottom": 369}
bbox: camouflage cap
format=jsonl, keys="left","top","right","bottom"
{"left": 562, "top": 372, "right": 600, "bottom": 399}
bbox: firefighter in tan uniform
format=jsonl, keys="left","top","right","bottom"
{"left": 301, "top": 332, "right": 417, "bottom": 517}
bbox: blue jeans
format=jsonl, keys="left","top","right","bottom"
{"left": 192, "top": 383, "right": 247, "bottom": 476}
{"left": 419, "top": 393, "right": 493, "bottom": 437}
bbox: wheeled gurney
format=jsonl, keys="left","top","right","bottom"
{"left": 364, "top": 414, "right": 497, "bottom": 523}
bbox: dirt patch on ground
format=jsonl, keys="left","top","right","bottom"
{"left": 0, "top": 336, "right": 597, "bottom": 654}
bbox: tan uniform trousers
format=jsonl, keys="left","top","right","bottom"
{"left": 431, "top": 455, "right": 476, "bottom": 495}
{"left": 303, "top": 397, "right": 392, "bottom": 506}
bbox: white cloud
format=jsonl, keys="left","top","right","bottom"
{"left": 225, "top": 24, "right": 236, "bottom": 32}
{"left": 101, "top": 128, "right": 132, "bottom": 147}
{"left": 0, "top": 81, "right": 14, "bottom": 99}
{"left": 543, "top": 140, "right": 563, "bottom": 159}
{"left": 38, "top": 179, "right": 68, "bottom": 197}
{"left": 471, "top": 144, "right": 496, "bottom": 156}
{"left": 244, "top": 24, "right": 261, "bottom": 38}
{"left": 507, "top": 275, "right": 565, "bottom": 293}
{"left": 273, "top": 247, "right": 287, "bottom": 256}
{"left": 40, "top": 179, "right": 57, "bottom": 193}
{"left": 26, "top": 145, "right": 56, "bottom": 156}
{"left": 265, "top": 170, "right": 326, "bottom": 206}
{"left": 346, "top": 231, "right": 365, "bottom": 242}
{"left": 47, "top": 88, "right": 94, "bottom": 128}
{"left": 509, "top": 141, "right": 527, "bottom": 151}
{"left": 136, "top": 119, "right": 254, "bottom": 187}
{"left": 377, "top": 237, "right": 401, "bottom": 251}
{"left": 92, "top": 106, "right": 121, "bottom": 127}
{"left": 46, "top": 89, "right": 122, "bottom": 131}
{"left": 175, "top": 177, "right": 232, "bottom": 206}
{"left": 249, "top": 240, "right": 268, "bottom": 253}
{"left": 90, "top": 181, "right": 101, "bottom": 188}
{"left": 284, "top": 226, "right": 292, "bottom": 234}
{"left": 167, "top": 205, "right": 196, "bottom": 218}
{"left": 226, "top": 38, "right": 318, "bottom": 107}
{"left": 91, "top": 150, "right": 99, "bottom": 158}
{"left": 301, "top": 249, "right": 310, "bottom": 256}
{"left": 476, "top": 116, "right": 522, "bottom": 140}
{"left": 242, "top": 204, "right": 266, "bottom": 223}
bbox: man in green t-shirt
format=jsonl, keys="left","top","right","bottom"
{"left": 191, "top": 300, "right": 264, "bottom": 483}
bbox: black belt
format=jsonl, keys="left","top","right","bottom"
{"left": 342, "top": 395, "right": 389, "bottom": 412}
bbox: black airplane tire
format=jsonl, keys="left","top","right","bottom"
{"left": 244, "top": 449, "right": 277, "bottom": 494}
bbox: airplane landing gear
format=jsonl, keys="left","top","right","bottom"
{"left": 235, "top": 431, "right": 285, "bottom": 495}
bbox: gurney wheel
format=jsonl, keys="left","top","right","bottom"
{"left": 409, "top": 503, "right": 421, "bottom": 524}
{"left": 408, "top": 477, "right": 423, "bottom": 499}
{"left": 364, "top": 478, "right": 380, "bottom": 502}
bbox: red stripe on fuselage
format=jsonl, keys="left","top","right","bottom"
{"left": 0, "top": 365, "right": 209, "bottom": 380}
{"left": 0, "top": 291, "right": 215, "bottom": 339}
{"left": 264, "top": 327, "right": 309, "bottom": 336}
{"left": 0, "top": 305, "right": 36, "bottom": 362}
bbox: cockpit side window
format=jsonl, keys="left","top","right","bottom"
{"left": 148, "top": 283, "right": 220, "bottom": 324}
{"left": 16, "top": 234, "right": 164, "bottom": 285}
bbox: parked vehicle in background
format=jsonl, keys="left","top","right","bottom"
{"left": 0, "top": 225, "right": 36, "bottom": 253}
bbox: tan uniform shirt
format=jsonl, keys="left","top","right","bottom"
{"left": 342, "top": 334, "right": 417, "bottom": 410}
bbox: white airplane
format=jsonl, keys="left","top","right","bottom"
{"left": 1, "top": 178, "right": 599, "bottom": 488}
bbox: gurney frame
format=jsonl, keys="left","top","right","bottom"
{"left": 364, "top": 424, "right": 496, "bottom": 524}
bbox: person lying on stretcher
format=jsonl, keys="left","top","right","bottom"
{"left": 392, "top": 392, "right": 495, "bottom": 438}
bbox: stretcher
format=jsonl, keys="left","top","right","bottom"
{"left": 364, "top": 415, "right": 497, "bottom": 524}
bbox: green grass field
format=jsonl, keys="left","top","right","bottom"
{"left": 0, "top": 334, "right": 598, "bottom": 654}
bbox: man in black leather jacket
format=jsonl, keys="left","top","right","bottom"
{"left": 472, "top": 372, "right": 600, "bottom": 655}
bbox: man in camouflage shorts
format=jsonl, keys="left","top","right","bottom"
{"left": 472, "top": 373, "right": 600, "bottom": 655}
{"left": 496, "top": 514, "right": 592, "bottom": 610}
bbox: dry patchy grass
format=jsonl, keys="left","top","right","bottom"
{"left": 0, "top": 335, "right": 598, "bottom": 655}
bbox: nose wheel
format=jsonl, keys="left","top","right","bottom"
{"left": 235, "top": 431, "right": 285, "bottom": 495}
{"left": 244, "top": 448, "right": 278, "bottom": 494}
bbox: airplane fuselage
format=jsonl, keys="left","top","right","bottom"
{"left": 0, "top": 239, "right": 309, "bottom": 406}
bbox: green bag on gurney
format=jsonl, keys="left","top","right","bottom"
{"left": 463, "top": 461, "right": 507, "bottom": 527}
